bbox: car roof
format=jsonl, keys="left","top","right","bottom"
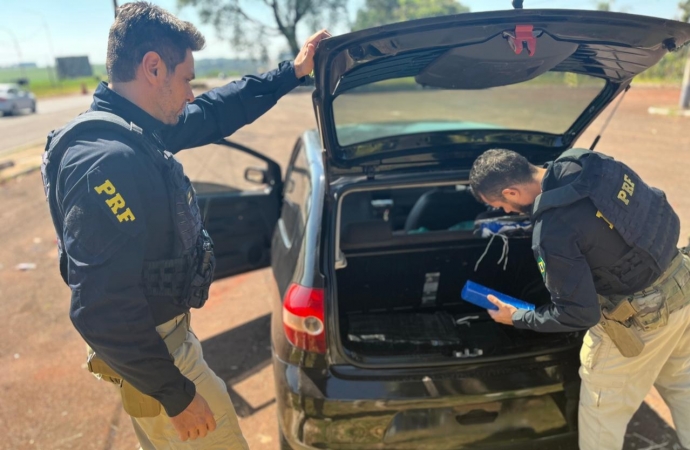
{"left": 0, "top": 84, "right": 18, "bottom": 91}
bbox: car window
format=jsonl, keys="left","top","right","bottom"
{"left": 281, "top": 142, "right": 311, "bottom": 243}
{"left": 175, "top": 141, "right": 273, "bottom": 194}
{"left": 333, "top": 73, "right": 606, "bottom": 147}
{"left": 7, "top": 89, "right": 17, "bottom": 95}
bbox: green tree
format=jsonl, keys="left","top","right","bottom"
{"left": 681, "top": 0, "right": 690, "bottom": 22}
{"left": 178, "top": 0, "right": 347, "bottom": 57}
{"left": 596, "top": 1, "right": 611, "bottom": 11}
{"left": 353, "top": 0, "right": 469, "bottom": 31}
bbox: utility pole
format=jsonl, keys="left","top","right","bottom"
{"left": 15, "top": 8, "right": 59, "bottom": 85}
{"left": 113, "top": 0, "right": 118, "bottom": 18}
{"left": 0, "top": 27, "right": 26, "bottom": 80}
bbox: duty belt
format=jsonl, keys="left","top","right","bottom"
{"left": 86, "top": 313, "right": 190, "bottom": 418}
{"left": 603, "top": 251, "right": 690, "bottom": 333}
{"left": 87, "top": 312, "right": 190, "bottom": 378}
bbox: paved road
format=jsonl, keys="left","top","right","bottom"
{"left": 0, "top": 95, "right": 93, "bottom": 155}
{"left": 0, "top": 79, "right": 229, "bottom": 156}
{"left": 1, "top": 86, "right": 688, "bottom": 449}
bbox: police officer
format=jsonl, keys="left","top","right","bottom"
{"left": 41, "top": 2, "right": 329, "bottom": 448}
{"left": 469, "top": 148, "right": 690, "bottom": 449}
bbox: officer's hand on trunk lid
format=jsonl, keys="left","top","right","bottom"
{"left": 294, "top": 29, "right": 331, "bottom": 79}
{"left": 169, "top": 392, "right": 217, "bottom": 441}
{"left": 487, "top": 295, "right": 517, "bottom": 326}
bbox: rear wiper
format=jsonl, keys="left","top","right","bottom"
{"left": 590, "top": 84, "right": 631, "bottom": 150}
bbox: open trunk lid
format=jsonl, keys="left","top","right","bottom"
{"left": 312, "top": 10, "right": 690, "bottom": 176}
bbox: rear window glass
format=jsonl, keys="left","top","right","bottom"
{"left": 333, "top": 72, "right": 606, "bottom": 147}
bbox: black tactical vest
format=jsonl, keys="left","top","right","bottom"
{"left": 532, "top": 148, "right": 680, "bottom": 291}
{"left": 41, "top": 111, "right": 215, "bottom": 309}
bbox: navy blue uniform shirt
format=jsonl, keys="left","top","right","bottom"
{"left": 512, "top": 159, "right": 658, "bottom": 333}
{"left": 57, "top": 62, "right": 300, "bottom": 416}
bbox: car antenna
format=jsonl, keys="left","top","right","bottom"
{"left": 590, "top": 84, "right": 631, "bottom": 150}
{"left": 512, "top": 0, "right": 524, "bottom": 8}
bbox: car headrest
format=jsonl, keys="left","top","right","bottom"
{"left": 404, "top": 187, "right": 485, "bottom": 232}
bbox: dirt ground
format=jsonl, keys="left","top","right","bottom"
{"left": 1, "top": 85, "right": 689, "bottom": 450}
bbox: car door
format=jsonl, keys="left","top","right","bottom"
{"left": 7, "top": 88, "right": 19, "bottom": 110}
{"left": 19, "top": 90, "right": 31, "bottom": 109}
{"left": 186, "top": 138, "right": 283, "bottom": 280}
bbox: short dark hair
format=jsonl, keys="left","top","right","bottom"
{"left": 106, "top": 2, "right": 205, "bottom": 83}
{"left": 469, "top": 149, "right": 537, "bottom": 202}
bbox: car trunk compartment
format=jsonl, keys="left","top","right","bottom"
{"left": 336, "top": 238, "right": 579, "bottom": 364}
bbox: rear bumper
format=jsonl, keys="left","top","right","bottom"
{"left": 274, "top": 350, "right": 580, "bottom": 450}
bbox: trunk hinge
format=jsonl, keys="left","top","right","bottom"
{"left": 364, "top": 165, "right": 376, "bottom": 180}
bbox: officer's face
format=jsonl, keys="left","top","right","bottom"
{"left": 158, "top": 50, "right": 196, "bottom": 125}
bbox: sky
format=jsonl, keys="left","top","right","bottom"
{"left": 0, "top": 0, "right": 686, "bottom": 67}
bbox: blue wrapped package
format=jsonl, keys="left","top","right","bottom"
{"left": 461, "top": 280, "right": 535, "bottom": 311}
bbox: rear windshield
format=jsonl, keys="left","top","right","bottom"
{"left": 333, "top": 72, "right": 606, "bottom": 147}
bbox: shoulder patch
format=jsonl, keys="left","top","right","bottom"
{"left": 537, "top": 256, "right": 546, "bottom": 280}
{"left": 87, "top": 166, "right": 144, "bottom": 236}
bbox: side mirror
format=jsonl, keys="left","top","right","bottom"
{"left": 244, "top": 167, "right": 268, "bottom": 185}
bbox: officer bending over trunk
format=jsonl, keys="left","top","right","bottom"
{"left": 469, "top": 148, "right": 690, "bottom": 450}
{"left": 41, "top": 2, "right": 329, "bottom": 448}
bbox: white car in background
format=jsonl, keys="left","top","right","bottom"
{"left": 0, "top": 84, "right": 36, "bottom": 116}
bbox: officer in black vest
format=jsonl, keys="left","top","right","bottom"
{"left": 41, "top": 3, "right": 329, "bottom": 448}
{"left": 469, "top": 148, "right": 690, "bottom": 450}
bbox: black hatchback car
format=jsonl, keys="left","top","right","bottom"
{"left": 195, "top": 9, "right": 690, "bottom": 449}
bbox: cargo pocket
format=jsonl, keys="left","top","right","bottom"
{"left": 579, "top": 329, "right": 626, "bottom": 410}
{"left": 580, "top": 329, "right": 605, "bottom": 371}
{"left": 579, "top": 369, "right": 627, "bottom": 409}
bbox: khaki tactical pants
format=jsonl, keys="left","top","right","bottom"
{"left": 579, "top": 303, "right": 690, "bottom": 449}
{"left": 131, "top": 314, "right": 249, "bottom": 450}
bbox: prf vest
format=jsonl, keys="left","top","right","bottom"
{"left": 532, "top": 148, "right": 680, "bottom": 293}
{"left": 41, "top": 111, "right": 215, "bottom": 309}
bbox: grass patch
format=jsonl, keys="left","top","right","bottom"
{"left": 0, "top": 65, "right": 107, "bottom": 98}
{"left": 29, "top": 77, "right": 103, "bottom": 98}
{"left": 198, "top": 69, "right": 241, "bottom": 79}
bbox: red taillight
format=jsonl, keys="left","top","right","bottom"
{"left": 282, "top": 284, "right": 326, "bottom": 354}
{"left": 0, "top": 97, "right": 6, "bottom": 102}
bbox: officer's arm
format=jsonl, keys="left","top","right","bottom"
{"left": 59, "top": 140, "right": 195, "bottom": 417}
{"left": 160, "top": 61, "right": 303, "bottom": 153}
{"left": 512, "top": 217, "right": 601, "bottom": 332}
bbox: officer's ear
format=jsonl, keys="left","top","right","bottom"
{"left": 501, "top": 187, "right": 520, "bottom": 201}
{"left": 140, "top": 51, "right": 165, "bottom": 86}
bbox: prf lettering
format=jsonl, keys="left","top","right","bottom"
{"left": 617, "top": 174, "right": 635, "bottom": 206}
{"left": 94, "top": 179, "right": 136, "bottom": 222}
